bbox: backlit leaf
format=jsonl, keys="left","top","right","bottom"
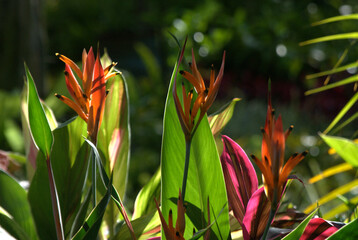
{"left": 327, "top": 218, "right": 358, "bottom": 240}
{"left": 309, "top": 163, "right": 353, "bottom": 184}
{"left": 0, "top": 170, "right": 38, "bottom": 240}
{"left": 300, "top": 32, "right": 358, "bottom": 46}
{"left": 133, "top": 168, "right": 161, "bottom": 220}
{"left": 25, "top": 64, "right": 53, "bottom": 158}
{"left": 320, "top": 133, "right": 358, "bottom": 167}
{"left": 161, "top": 55, "right": 230, "bottom": 239}
{"left": 304, "top": 179, "right": 358, "bottom": 213}
{"left": 282, "top": 209, "right": 317, "bottom": 240}
{"left": 208, "top": 98, "right": 240, "bottom": 137}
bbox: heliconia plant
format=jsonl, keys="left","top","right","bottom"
{"left": 0, "top": 34, "right": 358, "bottom": 240}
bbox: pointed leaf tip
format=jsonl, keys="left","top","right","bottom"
{"left": 25, "top": 64, "right": 53, "bottom": 157}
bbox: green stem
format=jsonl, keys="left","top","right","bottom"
{"left": 91, "top": 149, "right": 96, "bottom": 208}
{"left": 262, "top": 205, "right": 276, "bottom": 240}
{"left": 46, "top": 156, "right": 64, "bottom": 240}
{"left": 181, "top": 138, "right": 192, "bottom": 201}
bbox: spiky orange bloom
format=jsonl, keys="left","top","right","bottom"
{"left": 55, "top": 47, "right": 117, "bottom": 143}
{"left": 251, "top": 94, "right": 307, "bottom": 204}
{"left": 173, "top": 49, "right": 225, "bottom": 140}
{"left": 155, "top": 191, "right": 186, "bottom": 240}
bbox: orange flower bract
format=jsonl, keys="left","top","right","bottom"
{"left": 173, "top": 48, "right": 225, "bottom": 140}
{"left": 55, "top": 47, "right": 117, "bottom": 143}
{"left": 251, "top": 94, "right": 307, "bottom": 204}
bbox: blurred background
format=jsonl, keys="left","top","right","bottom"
{"left": 1, "top": 0, "right": 357, "bottom": 215}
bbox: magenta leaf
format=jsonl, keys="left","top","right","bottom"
{"left": 300, "top": 218, "right": 339, "bottom": 240}
{"left": 220, "top": 135, "right": 258, "bottom": 224}
{"left": 242, "top": 187, "right": 271, "bottom": 240}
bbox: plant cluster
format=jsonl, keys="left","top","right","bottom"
{"left": 1, "top": 14, "right": 358, "bottom": 240}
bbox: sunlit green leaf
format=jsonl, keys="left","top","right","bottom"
{"left": 300, "top": 32, "right": 358, "bottom": 46}
{"left": 28, "top": 117, "right": 89, "bottom": 239}
{"left": 327, "top": 218, "right": 358, "bottom": 239}
{"left": 311, "top": 14, "right": 358, "bottom": 26}
{"left": 28, "top": 151, "right": 57, "bottom": 240}
{"left": 25, "top": 64, "right": 53, "bottom": 158}
{"left": 0, "top": 213, "right": 31, "bottom": 240}
{"left": 84, "top": 138, "right": 136, "bottom": 240}
{"left": 323, "top": 92, "right": 358, "bottom": 134}
{"left": 133, "top": 168, "right": 161, "bottom": 220}
{"left": 320, "top": 134, "right": 358, "bottom": 167}
{"left": 72, "top": 180, "right": 112, "bottom": 240}
{"left": 208, "top": 98, "right": 240, "bottom": 137}
{"left": 70, "top": 188, "right": 92, "bottom": 238}
{"left": 96, "top": 68, "right": 131, "bottom": 238}
{"left": 161, "top": 56, "right": 230, "bottom": 239}
{"left": 323, "top": 195, "right": 358, "bottom": 219}
{"left": 113, "top": 210, "right": 160, "bottom": 240}
{"left": 304, "top": 179, "right": 358, "bottom": 213}
{"left": 306, "top": 61, "right": 358, "bottom": 80}
{"left": 305, "top": 75, "right": 358, "bottom": 95}
{"left": 0, "top": 170, "right": 38, "bottom": 240}
{"left": 309, "top": 163, "right": 353, "bottom": 184}
{"left": 98, "top": 71, "right": 130, "bottom": 197}
{"left": 282, "top": 209, "right": 318, "bottom": 240}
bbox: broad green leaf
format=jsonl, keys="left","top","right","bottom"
{"left": 42, "top": 99, "right": 58, "bottom": 130}
{"left": 300, "top": 32, "right": 358, "bottom": 46}
{"left": 323, "top": 195, "right": 358, "bottom": 219}
{"left": 133, "top": 168, "right": 161, "bottom": 219}
{"left": 84, "top": 138, "right": 136, "bottom": 240}
{"left": 113, "top": 210, "right": 160, "bottom": 240}
{"left": 311, "top": 14, "right": 358, "bottom": 26}
{"left": 0, "top": 170, "right": 38, "bottom": 240}
{"left": 208, "top": 98, "right": 240, "bottom": 137}
{"left": 97, "top": 71, "right": 130, "bottom": 236}
{"left": 309, "top": 163, "right": 353, "bottom": 184}
{"left": 304, "top": 179, "right": 358, "bottom": 213}
{"left": 25, "top": 64, "right": 53, "bottom": 157}
{"left": 70, "top": 188, "right": 93, "bottom": 238}
{"left": 327, "top": 218, "right": 358, "bottom": 240}
{"left": 282, "top": 209, "right": 318, "bottom": 240}
{"left": 72, "top": 181, "right": 112, "bottom": 240}
{"left": 305, "top": 75, "right": 358, "bottom": 95}
{"left": 28, "top": 151, "right": 57, "bottom": 240}
{"left": 98, "top": 66, "right": 130, "bottom": 199}
{"left": 0, "top": 213, "right": 31, "bottom": 240}
{"left": 323, "top": 92, "right": 358, "bottom": 134}
{"left": 306, "top": 61, "right": 358, "bottom": 80}
{"left": 161, "top": 59, "right": 230, "bottom": 239}
{"left": 28, "top": 117, "right": 89, "bottom": 239}
{"left": 320, "top": 134, "right": 358, "bottom": 167}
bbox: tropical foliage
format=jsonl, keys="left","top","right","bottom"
{"left": 1, "top": 11, "right": 358, "bottom": 240}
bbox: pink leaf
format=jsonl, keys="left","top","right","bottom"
{"left": 220, "top": 135, "right": 258, "bottom": 224}
{"left": 300, "top": 218, "right": 339, "bottom": 240}
{"left": 242, "top": 187, "right": 271, "bottom": 240}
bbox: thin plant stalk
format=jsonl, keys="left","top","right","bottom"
{"left": 262, "top": 207, "right": 276, "bottom": 240}
{"left": 91, "top": 149, "right": 97, "bottom": 208}
{"left": 181, "top": 138, "right": 192, "bottom": 201}
{"left": 262, "top": 194, "right": 278, "bottom": 240}
{"left": 46, "top": 156, "right": 65, "bottom": 240}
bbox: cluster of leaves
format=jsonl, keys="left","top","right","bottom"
{"left": 1, "top": 12, "right": 358, "bottom": 238}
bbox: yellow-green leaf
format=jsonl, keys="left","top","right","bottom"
{"left": 26, "top": 64, "right": 53, "bottom": 157}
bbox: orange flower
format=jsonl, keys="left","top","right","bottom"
{"left": 173, "top": 48, "right": 225, "bottom": 140}
{"left": 251, "top": 94, "right": 307, "bottom": 204}
{"left": 55, "top": 47, "right": 117, "bottom": 143}
{"left": 155, "top": 191, "right": 186, "bottom": 240}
